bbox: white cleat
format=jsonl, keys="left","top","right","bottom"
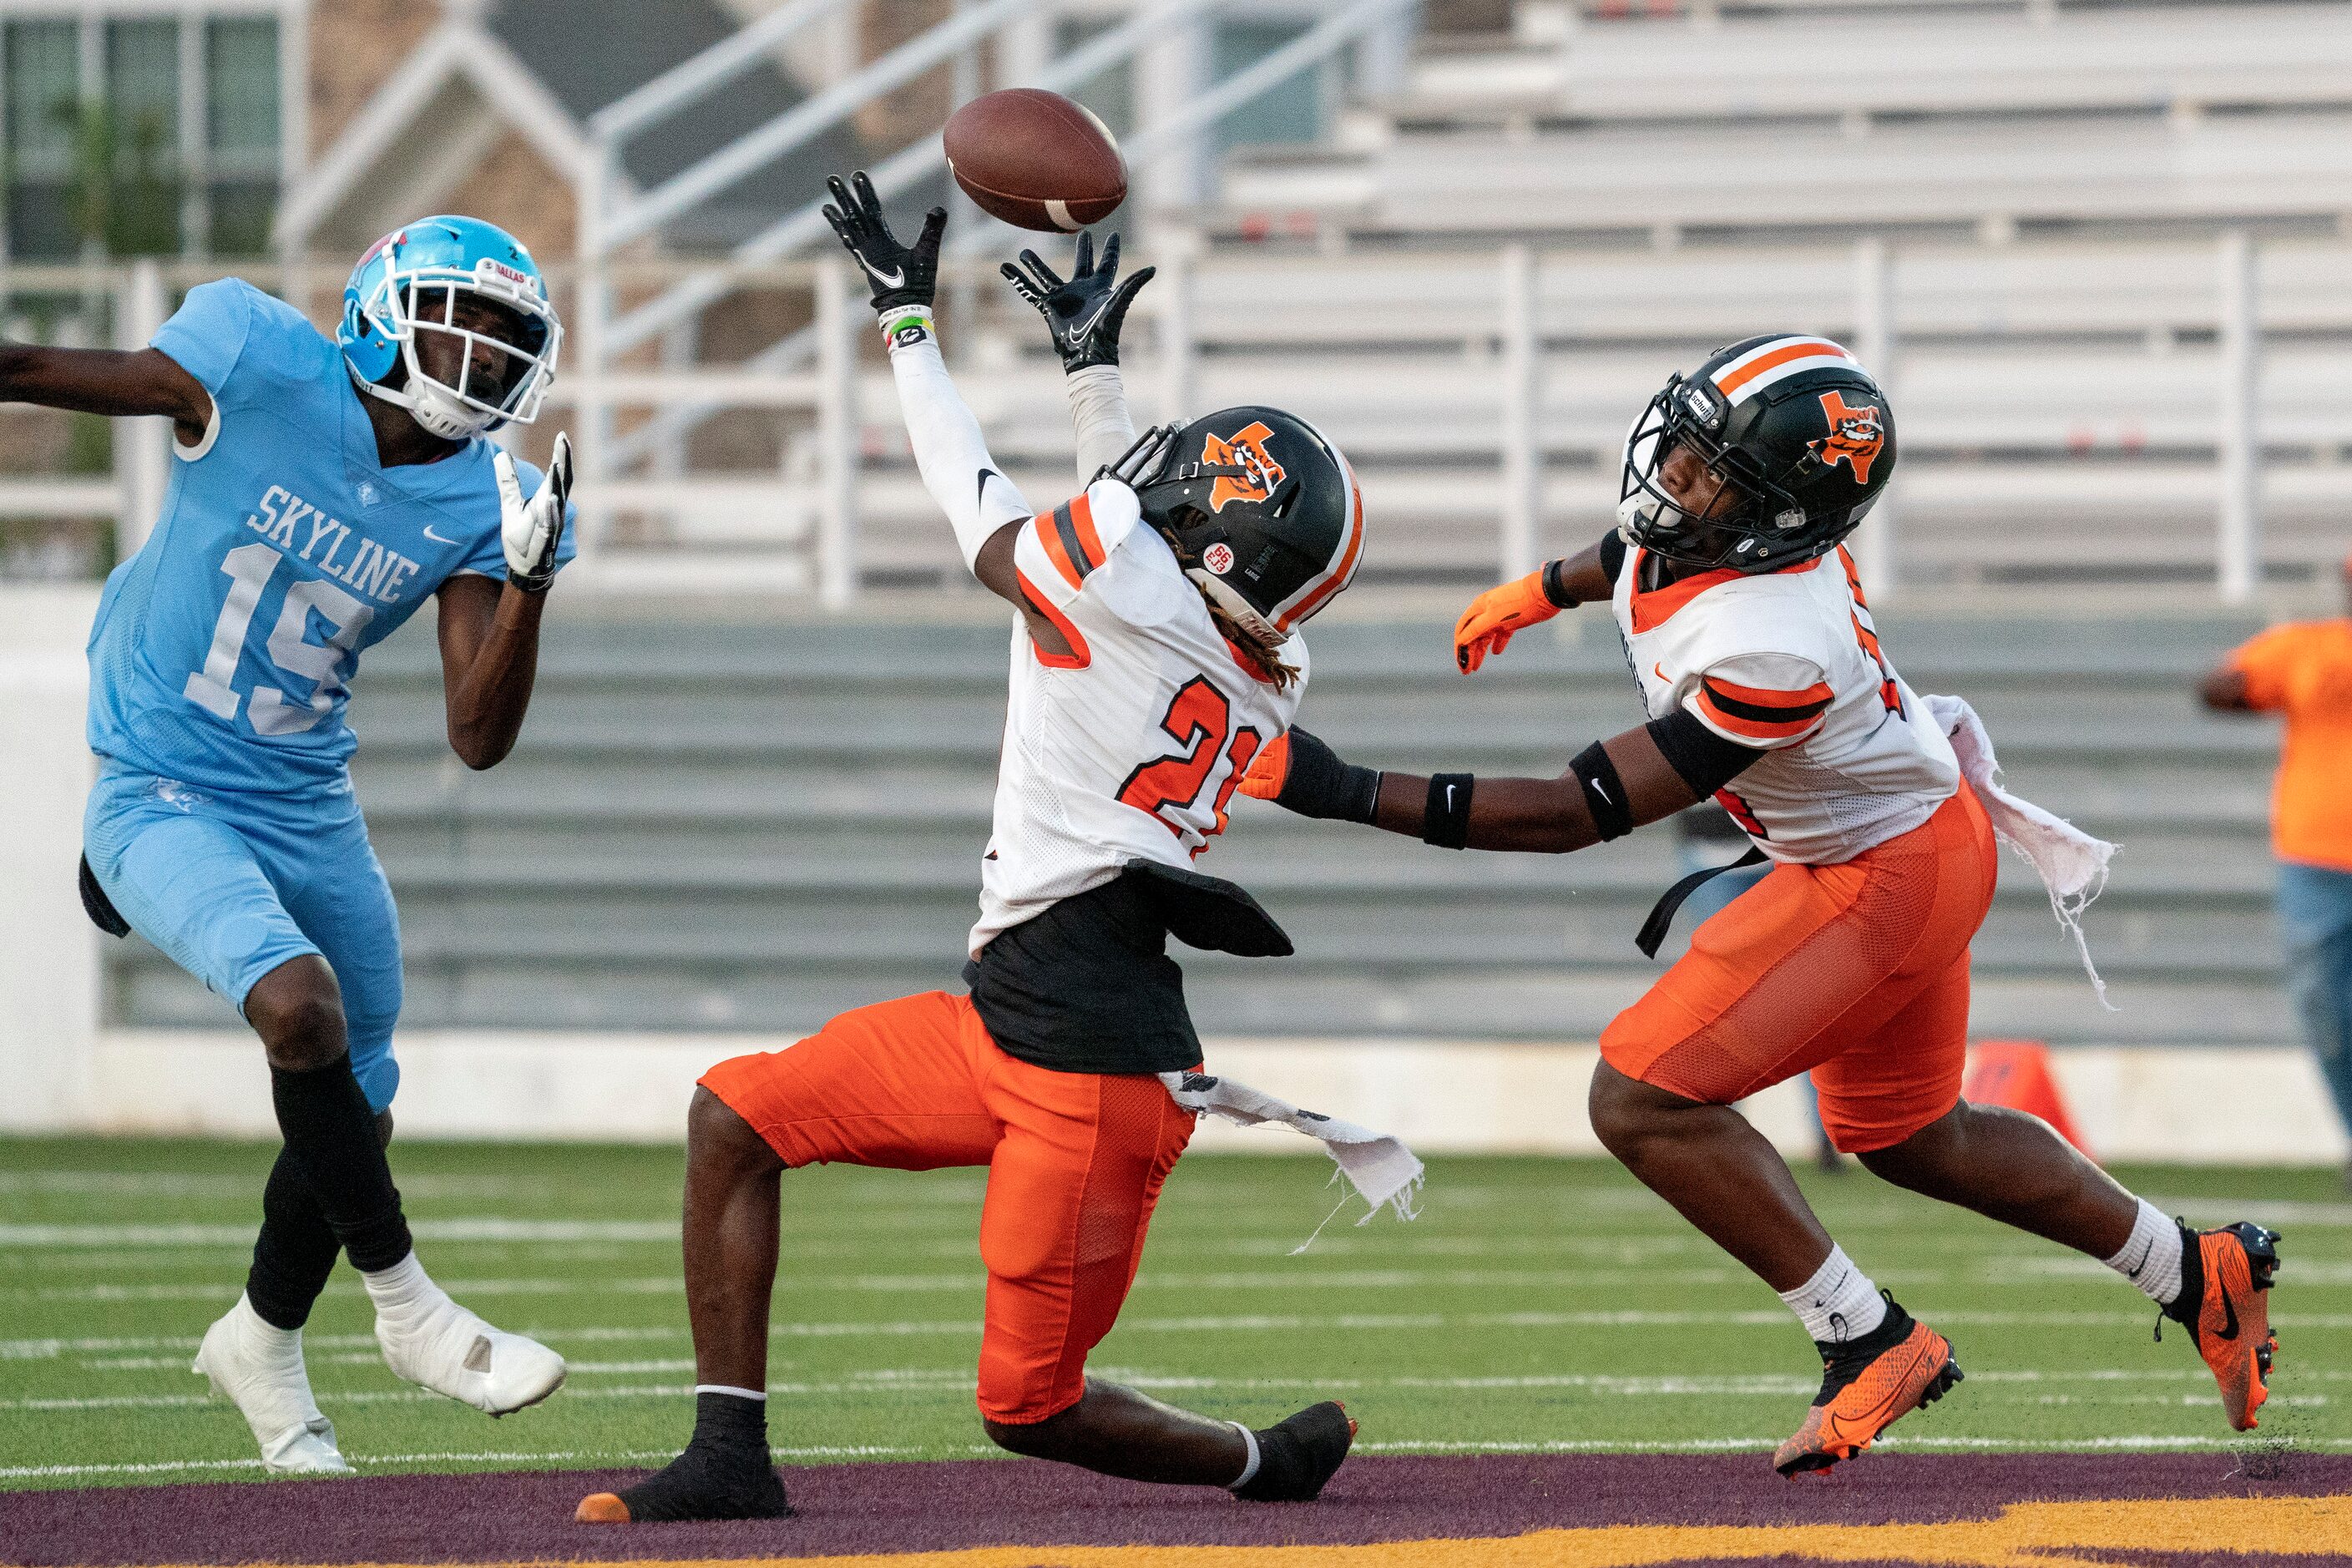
{"left": 192, "top": 1295, "right": 355, "bottom": 1477}
{"left": 374, "top": 1290, "right": 566, "bottom": 1416}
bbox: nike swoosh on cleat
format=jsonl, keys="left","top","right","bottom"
{"left": 423, "top": 526, "right": 458, "bottom": 544}
{"left": 862, "top": 259, "right": 907, "bottom": 289}
{"left": 2213, "top": 1283, "right": 2240, "bottom": 1343}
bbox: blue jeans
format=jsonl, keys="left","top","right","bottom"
{"left": 2279, "top": 859, "right": 2352, "bottom": 1138}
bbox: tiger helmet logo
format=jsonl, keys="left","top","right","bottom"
{"left": 1201, "top": 422, "right": 1287, "bottom": 513}
{"left": 1812, "top": 391, "right": 1886, "bottom": 485}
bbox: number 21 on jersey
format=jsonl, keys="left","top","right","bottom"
{"left": 183, "top": 542, "right": 375, "bottom": 736}
{"left": 1117, "top": 676, "right": 1263, "bottom": 852}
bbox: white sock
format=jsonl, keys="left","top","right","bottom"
{"left": 231, "top": 1292, "right": 304, "bottom": 1358}
{"left": 1778, "top": 1245, "right": 1887, "bottom": 1344}
{"left": 361, "top": 1250, "right": 445, "bottom": 1328}
{"left": 2105, "top": 1198, "right": 2184, "bottom": 1307}
{"left": 1227, "top": 1422, "right": 1261, "bottom": 1490}
{"left": 695, "top": 1384, "right": 766, "bottom": 1402}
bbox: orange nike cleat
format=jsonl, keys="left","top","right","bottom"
{"left": 2161, "top": 1220, "right": 2281, "bottom": 1431}
{"left": 1773, "top": 1298, "right": 1962, "bottom": 1477}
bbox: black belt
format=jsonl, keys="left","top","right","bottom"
{"left": 1635, "top": 847, "right": 1767, "bottom": 959}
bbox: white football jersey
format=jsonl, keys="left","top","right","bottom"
{"left": 972, "top": 477, "right": 1307, "bottom": 954}
{"left": 1613, "top": 544, "right": 1958, "bottom": 865}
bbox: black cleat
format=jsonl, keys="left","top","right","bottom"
{"left": 1233, "top": 1400, "right": 1356, "bottom": 1502}
{"left": 575, "top": 1439, "right": 792, "bottom": 1523}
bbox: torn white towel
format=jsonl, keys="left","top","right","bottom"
{"left": 1160, "top": 1070, "right": 1424, "bottom": 1246}
{"left": 1924, "top": 692, "right": 2119, "bottom": 1010}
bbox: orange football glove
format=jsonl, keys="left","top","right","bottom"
{"left": 1453, "top": 569, "right": 1559, "bottom": 674}
{"left": 1239, "top": 732, "right": 1292, "bottom": 800}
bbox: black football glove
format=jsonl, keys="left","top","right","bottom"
{"left": 821, "top": 170, "right": 945, "bottom": 314}
{"left": 1001, "top": 230, "right": 1155, "bottom": 372}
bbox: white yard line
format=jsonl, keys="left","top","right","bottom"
{"left": 0, "top": 1444, "right": 950, "bottom": 1480}
{"left": 0, "top": 1219, "right": 684, "bottom": 1248}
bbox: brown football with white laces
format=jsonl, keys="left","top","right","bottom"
{"left": 944, "top": 89, "right": 1126, "bottom": 233}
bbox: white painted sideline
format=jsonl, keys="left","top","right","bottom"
{"left": 64, "top": 1028, "right": 2350, "bottom": 1164}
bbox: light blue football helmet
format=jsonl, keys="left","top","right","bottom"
{"left": 339, "top": 215, "right": 562, "bottom": 440}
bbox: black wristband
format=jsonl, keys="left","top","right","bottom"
{"left": 1570, "top": 741, "right": 1634, "bottom": 842}
{"left": 1422, "top": 773, "right": 1475, "bottom": 849}
{"left": 1540, "top": 558, "right": 1578, "bottom": 609}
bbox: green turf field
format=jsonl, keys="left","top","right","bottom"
{"left": 2, "top": 1136, "right": 2343, "bottom": 1490}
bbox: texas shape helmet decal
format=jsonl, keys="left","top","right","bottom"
{"left": 1811, "top": 390, "right": 1887, "bottom": 486}
{"left": 1201, "top": 422, "right": 1287, "bottom": 513}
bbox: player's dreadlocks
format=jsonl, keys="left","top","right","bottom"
{"left": 1200, "top": 588, "right": 1302, "bottom": 690}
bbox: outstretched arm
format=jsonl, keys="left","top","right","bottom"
{"left": 1002, "top": 230, "right": 1154, "bottom": 483}
{"left": 0, "top": 342, "right": 213, "bottom": 448}
{"left": 1242, "top": 708, "right": 1759, "bottom": 854}
{"left": 823, "top": 171, "right": 1034, "bottom": 604}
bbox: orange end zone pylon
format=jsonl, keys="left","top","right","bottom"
{"left": 1963, "top": 1039, "right": 2091, "bottom": 1157}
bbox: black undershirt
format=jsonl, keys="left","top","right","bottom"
{"left": 964, "top": 862, "right": 1291, "bottom": 1076}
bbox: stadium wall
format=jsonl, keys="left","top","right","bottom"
{"left": 1, "top": 584, "right": 2339, "bottom": 1164}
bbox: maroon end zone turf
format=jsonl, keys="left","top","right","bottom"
{"left": 4, "top": 1453, "right": 2349, "bottom": 1565}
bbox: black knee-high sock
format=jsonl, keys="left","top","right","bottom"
{"left": 245, "top": 1146, "right": 342, "bottom": 1330}
{"left": 270, "top": 1059, "right": 412, "bottom": 1273}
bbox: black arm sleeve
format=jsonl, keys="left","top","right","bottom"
{"left": 1646, "top": 708, "right": 1764, "bottom": 799}
{"left": 1596, "top": 529, "right": 1628, "bottom": 587}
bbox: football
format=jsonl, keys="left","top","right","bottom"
{"left": 943, "top": 89, "right": 1127, "bottom": 233}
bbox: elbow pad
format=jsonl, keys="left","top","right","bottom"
{"left": 886, "top": 319, "right": 1033, "bottom": 569}
{"left": 1646, "top": 709, "right": 1764, "bottom": 799}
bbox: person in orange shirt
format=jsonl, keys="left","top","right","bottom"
{"left": 2201, "top": 555, "right": 2352, "bottom": 1186}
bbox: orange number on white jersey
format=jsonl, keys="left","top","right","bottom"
{"left": 1117, "top": 676, "right": 1262, "bottom": 853}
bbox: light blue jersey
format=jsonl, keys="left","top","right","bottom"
{"left": 87, "top": 277, "right": 574, "bottom": 796}
{"left": 81, "top": 276, "right": 571, "bottom": 1108}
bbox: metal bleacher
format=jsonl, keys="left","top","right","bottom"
{"left": 93, "top": 0, "right": 2329, "bottom": 1055}
{"left": 104, "top": 606, "right": 2292, "bottom": 1049}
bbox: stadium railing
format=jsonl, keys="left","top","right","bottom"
{"left": 7, "top": 227, "right": 2349, "bottom": 600}
{"left": 1404, "top": 0, "right": 2352, "bottom": 123}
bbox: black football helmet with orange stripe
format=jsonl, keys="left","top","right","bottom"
{"left": 1109, "top": 407, "right": 1365, "bottom": 645}
{"left": 1619, "top": 334, "right": 1896, "bottom": 573}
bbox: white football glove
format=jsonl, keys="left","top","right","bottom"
{"left": 494, "top": 431, "right": 572, "bottom": 593}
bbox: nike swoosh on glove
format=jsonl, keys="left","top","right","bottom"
{"left": 1454, "top": 569, "right": 1560, "bottom": 673}
{"left": 822, "top": 169, "right": 945, "bottom": 314}
{"left": 496, "top": 430, "right": 570, "bottom": 593}
{"left": 1001, "top": 230, "right": 1155, "bottom": 372}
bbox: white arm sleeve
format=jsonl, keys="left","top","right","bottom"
{"left": 885, "top": 318, "right": 1033, "bottom": 572}
{"left": 1064, "top": 364, "right": 1137, "bottom": 488}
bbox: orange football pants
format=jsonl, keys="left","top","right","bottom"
{"left": 697, "top": 990, "right": 1195, "bottom": 1425}
{"left": 1601, "top": 783, "right": 1998, "bottom": 1154}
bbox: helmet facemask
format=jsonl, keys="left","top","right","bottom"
{"left": 1618, "top": 374, "right": 1814, "bottom": 572}
{"left": 1112, "top": 422, "right": 1296, "bottom": 646}
{"left": 348, "top": 262, "right": 561, "bottom": 440}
